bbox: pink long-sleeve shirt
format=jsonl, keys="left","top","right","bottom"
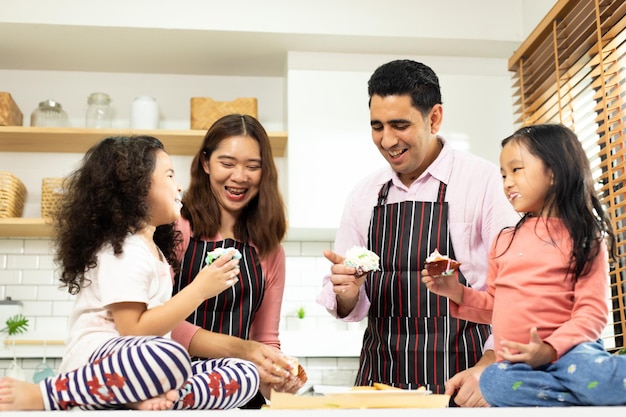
{"left": 453, "top": 217, "right": 610, "bottom": 360}
{"left": 171, "top": 218, "right": 286, "bottom": 351}
{"left": 317, "top": 138, "right": 519, "bottom": 321}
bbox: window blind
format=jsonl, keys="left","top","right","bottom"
{"left": 509, "top": 0, "right": 626, "bottom": 351}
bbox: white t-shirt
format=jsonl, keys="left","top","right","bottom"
{"left": 59, "top": 234, "right": 172, "bottom": 373}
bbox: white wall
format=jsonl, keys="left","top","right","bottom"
{"left": 0, "top": 0, "right": 560, "bottom": 385}
{"left": 285, "top": 52, "right": 515, "bottom": 230}
{"left": 0, "top": 70, "right": 286, "bottom": 218}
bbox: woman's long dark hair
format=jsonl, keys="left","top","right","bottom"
{"left": 54, "top": 136, "right": 181, "bottom": 295}
{"left": 182, "top": 114, "right": 286, "bottom": 258}
{"left": 498, "top": 124, "right": 617, "bottom": 281}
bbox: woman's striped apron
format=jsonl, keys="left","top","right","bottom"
{"left": 173, "top": 237, "right": 265, "bottom": 341}
{"left": 355, "top": 180, "right": 490, "bottom": 394}
{"left": 173, "top": 237, "right": 267, "bottom": 408}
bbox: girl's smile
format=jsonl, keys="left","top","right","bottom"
{"left": 500, "top": 141, "right": 553, "bottom": 216}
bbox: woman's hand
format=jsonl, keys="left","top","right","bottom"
{"left": 239, "top": 341, "right": 293, "bottom": 383}
{"left": 238, "top": 340, "right": 305, "bottom": 397}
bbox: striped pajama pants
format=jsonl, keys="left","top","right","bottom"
{"left": 38, "top": 336, "right": 260, "bottom": 410}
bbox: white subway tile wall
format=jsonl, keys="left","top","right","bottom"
{"left": 0, "top": 237, "right": 361, "bottom": 387}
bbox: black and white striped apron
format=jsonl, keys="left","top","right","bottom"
{"left": 173, "top": 237, "right": 265, "bottom": 341}
{"left": 355, "top": 180, "right": 490, "bottom": 394}
{"left": 173, "top": 236, "right": 267, "bottom": 408}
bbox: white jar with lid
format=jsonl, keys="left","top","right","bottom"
{"left": 130, "top": 96, "right": 159, "bottom": 129}
{"left": 85, "top": 92, "right": 113, "bottom": 128}
{"left": 30, "top": 99, "right": 70, "bottom": 127}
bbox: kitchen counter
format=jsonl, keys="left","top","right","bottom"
{"left": 12, "top": 407, "right": 625, "bottom": 415}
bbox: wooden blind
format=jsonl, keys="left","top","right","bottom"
{"left": 509, "top": 0, "right": 626, "bottom": 352}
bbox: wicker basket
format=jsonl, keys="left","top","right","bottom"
{"left": 41, "top": 178, "right": 65, "bottom": 219}
{"left": 0, "top": 92, "right": 23, "bottom": 126}
{"left": 0, "top": 172, "right": 26, "bottom": 218}
{"left": 190, "top": 97, "right": 258, "bottom": 130}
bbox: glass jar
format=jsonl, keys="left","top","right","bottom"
{"left": 85, "top": 92, "right": 113, "bottom": 128}
{"left": 30, "top": 99, "right": 70, "bottom": 127}
{"left": 130, "top": 96, "right": 159, "bottom": 129}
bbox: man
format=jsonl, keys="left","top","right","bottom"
{"left": 316, "top": 59, "right": 519, "bottom": 407}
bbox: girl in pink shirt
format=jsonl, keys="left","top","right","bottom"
{"left": 423, "top": 124, "right": 626, "bottom": 406}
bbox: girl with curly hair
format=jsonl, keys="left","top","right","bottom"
{"left": 0, "top": 135, "right": 259, "bottom": 411}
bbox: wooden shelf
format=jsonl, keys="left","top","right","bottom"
{"left": 0, "top": 127, "right": 288, "bottom": 238}
{"left": 0, "top": 218, "right": 52, "bottom": 237}
{"left": 0, "top": 126, "right": 287, "bottom": 157}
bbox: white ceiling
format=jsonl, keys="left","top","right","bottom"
{"left": 0, "top": 23, "right": 524, "bottom": 77}
{"left": 0, "top": 0, "right": 557, "bottom": 77}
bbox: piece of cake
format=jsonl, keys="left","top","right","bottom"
{"left": 205, "top": 247, "right": 242, "bottom": 266}
{"left": 424, "top": 248, "right": 461, "bottom": 276}
{"left": 343, "top": 246, "right": 380, "bottom": 276}
{"left": 284, "top": 356, "right": 308, "bottom": 384}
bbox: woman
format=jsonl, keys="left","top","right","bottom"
{"left": 172, "top": 114, "right": 303, "bottom": 406}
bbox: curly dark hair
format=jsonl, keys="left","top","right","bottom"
{"left": 368, "top": 59, "right": 442, "bottom": 115}
{"left": 54, "top": 135, "right": 181, "bottom": 295}
{"left": 182, "top": 114, "right": 286, "bottom": 258}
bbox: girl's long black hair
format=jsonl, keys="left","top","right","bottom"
{"left": 498, "top": 124, "right": 617, "bottom": 281}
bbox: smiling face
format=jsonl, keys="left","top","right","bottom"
{"left": 146, "top": 150, "right": 183, "bottom": 227}
{"left": 370, "top": 94, "right": 443, "bottom": 186}
{"left": 201, "top": 135, "right": 262, "bottom": 222}
{"left": 500, "top": 140, "right": 553, "bottom": 217}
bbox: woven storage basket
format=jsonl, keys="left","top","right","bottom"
{"left": 41, "top": 177, "right": 65, "bottom": 219}
{"left": 0, "top": 92, "right": 23, "bottom": 126}
{"left": 190, "top": 97, "right": 258, "bottom": 130}
{"left": 0, "top": 172, "right": 26, "bottom": 218}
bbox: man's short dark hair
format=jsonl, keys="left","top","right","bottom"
{"left": 368, "top": 59, "right": 442, "bottom": 114}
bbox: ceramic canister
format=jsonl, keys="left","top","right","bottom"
{"left": 130, "top": 96, "right": 159, "bottom": 129}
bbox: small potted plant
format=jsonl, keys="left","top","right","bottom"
{"left": 1, "top": 314, "right": 28, "bottom": 336}
{"left": 2, "top": 314, "right": 29, "bottom": 380}
{"left": 296, "top": 306, "right": 306, "bottom": 320}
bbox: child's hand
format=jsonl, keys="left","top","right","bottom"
{"left": 421, "top": 268, "right": 463, "bottom": 304}
{"left": 194, "top": 249, "right": 240, "bottom": 299}
{"left": 497, "top": 327, "right": 556, "bottom": 368}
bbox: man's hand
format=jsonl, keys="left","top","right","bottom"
{"left": 324, "top": 250, "right": 367, "bottom": 317}
{"left": 445, "top": 350, "right": 494, "bottom": 407}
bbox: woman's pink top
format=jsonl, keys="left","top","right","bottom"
{"left": 171, "top": 218, "right": 286, "bottom": 350}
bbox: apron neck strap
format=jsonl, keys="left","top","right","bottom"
{"left": 377, "top": 179, "right": 448, "bottom": 205}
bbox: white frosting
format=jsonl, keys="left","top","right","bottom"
{"left": 205, "top": 247, "right": 242, "bottom": 265}
{"left": 344, "top": 246, "right": 380, "bottom": 272}
{"left": 425, "top": 248, "right": 449, "bottom": 263}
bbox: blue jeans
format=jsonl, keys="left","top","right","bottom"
{"left": 479, "top": 341, "right": 626, "bottom": 406}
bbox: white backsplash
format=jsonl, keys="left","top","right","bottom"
{"left": 0, "top": 234, "right": 364, "bottom": 386}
